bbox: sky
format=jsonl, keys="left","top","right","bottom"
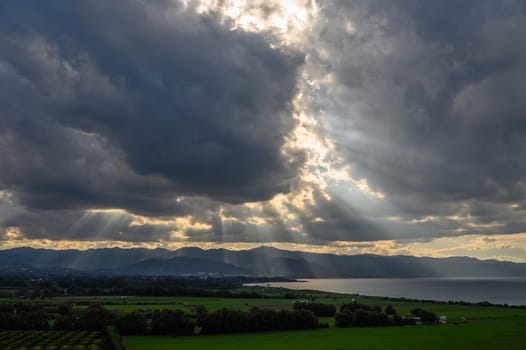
{"left": 1, "top": 0, "right": 526, "bottom": 262}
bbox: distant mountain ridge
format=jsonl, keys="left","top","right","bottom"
{"left": 1, "top": 246, "right": 525, "bottom": 278}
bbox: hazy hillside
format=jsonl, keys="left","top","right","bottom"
{"left": 1, "top": 247, "right": 525, "bottom": 278}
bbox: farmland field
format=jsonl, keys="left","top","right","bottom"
{"left": 2, "top": 285, "right": 526, "bottom": 350}
{"left": 13, "top": 292, "right": 523, "bottom": 320}
{"left": 0, "top": 295, "right": 297, "bottom": 313}
{"left": 119, "top": 289, "right": 526, "bottom": 350}
{"left": 68, "top": 296, "right": 296, "bottom": 314}
{"left": 126, "top": 316, "right": 526, "bottom": 350}
{"left": 0, "top": 330, "right": 109, "bottom": 350}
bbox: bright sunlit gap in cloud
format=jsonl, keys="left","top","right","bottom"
{"left": 196, "top": 0, "right": 318, "bottom": 46}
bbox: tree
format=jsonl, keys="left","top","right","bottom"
{"left": 335, "top": 309, "right": 353, "bottom": 327}
{"left": 75, "top": 305, "right": 114, "bottom": 331}
{"left": 116, "top": 312, "right": 148, "bottom": 335}
{"left": 410, "top": 308, "right": 437, "bottom": 323}
{"left": 151, "top": 309, "right": 194, "bottom": 335}
{"left": 293, "top": 301, "right": 336, "bottom": 317}
{"left": 385, "top": 304, "right": 396, "bottom": 315}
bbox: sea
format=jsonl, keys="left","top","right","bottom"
{"left": 247, "top": 278, "right": 526, "bottom": 306}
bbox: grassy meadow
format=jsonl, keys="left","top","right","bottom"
{"left": 126, "top": 316, "right": 526, "bottom": 350}
{"left": 116, "top": 288, "right": 526, "bottom": 350}
{"left": 2, "top": 286, "right": 525, "bottom": 350}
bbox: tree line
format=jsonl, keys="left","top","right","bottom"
{"left": 197, "top": 307, "right": 319, "bottom": 334}
{"left": 117, "top": 307, "right": 320, "bottom": 335}
{"left": 0, "top": 301, "right": 439, "bottom": 336}
{"left": 0, "top": 302, "right": 320, "bottom": 336}
{"left": 293, "top": 301, "right": 337, "bottom": 316}
{"left": 335, "top": 302, "right": 437, "bottom": 327}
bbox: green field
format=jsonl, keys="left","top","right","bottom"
{"left": 126, "top": 316, "right": 526, "bottom": 350}
{"left": 37, "top": 293, "right": 526, "bottom": 321}
{"left": 3, "top": 287, "right": 526, "bottom": 350}
{"left": 69, "top": 296, "right": 296, "bottom": 315}
{"left": 4, "top": 291, "right": 525, "bottom": 320}
{"left": 119, "top": 289, "right": 526, "bottom": 350}
{"left": 0, "top": 295, "right": 297, "bottom": 313}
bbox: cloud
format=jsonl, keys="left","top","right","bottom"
{"left": 1, "top": 226, "right": 24, "bottom": 240}
{"left": 297, "top": 0, "right": 526, "bottom": 239}
{"left": 324, "top": 1, "right": 526, "bottom": 203}
{"left": 2, "top": 0, "right": 526, "bottom": 255}
{"left": 0, "top": 0, "right": 304, "bottom": 215}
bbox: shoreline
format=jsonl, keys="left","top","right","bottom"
{"left": 245, "top": 278, "right": 526, "bottom": 308}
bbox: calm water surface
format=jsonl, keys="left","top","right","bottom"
{"left": 250, "top": 278, "right": 526, "bottom": 305}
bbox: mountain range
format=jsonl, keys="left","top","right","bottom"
{"left": 1, "top": 246, "right": 525, "bottom": 278}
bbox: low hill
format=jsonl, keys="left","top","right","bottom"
{"left": 1, "top": 246, "right": 525, "bottom": 277}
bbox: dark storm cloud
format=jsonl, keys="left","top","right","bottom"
{"left": 0, "top": 0, "right": 304, "bottom": 218}
{"left": 308, "top": 0, "right": 526, "bottom": 231}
